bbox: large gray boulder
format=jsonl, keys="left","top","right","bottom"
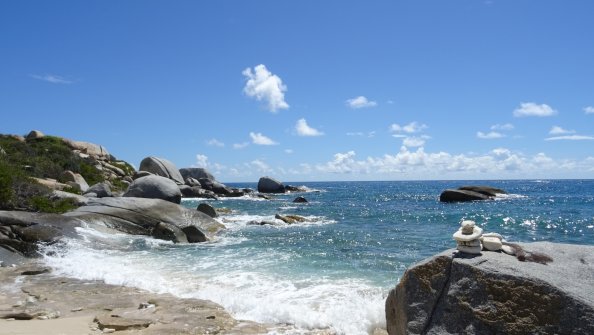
{"left": 199, "top": 178, "right": 232, "bottom": 196}
{"left": 66, "top": 197, "right": 224, "bottom": 242}
{"left": 123, "top": 175, "right": 182, "bottom": 204}
{"left": 84, "top": 182, "right": 112, "bottom": 198}
{"left": 139, "top": 156, "right": 185, "bottom": 185}
{"left": 257, "top": 176, "right": 285, "bottom": 194}
{"left": 179, "top": 168, "right": 215, "bottom": 182}
{"left": 385, "top": 242, "right": 594, "bottom": 335}
{"left": 60, "top": 170, "right": 89, "bottom": 192}
{"left": 62, "top": 138, "right": 111, "bottom": 160}
{"left": 0, "top": 211, "right": 86, "bottom": 256}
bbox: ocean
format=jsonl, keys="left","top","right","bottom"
{"left": 42, "top": 180, "right": 594, "bottom": 334}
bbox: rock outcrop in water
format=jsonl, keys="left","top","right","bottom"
{"left": 66, "top": 197, "right": 224, "bottom": 242}
{"left": 439, "top": 185, "right": 506, "bottom": 202}
{"left": 0, "top": 211, "right": 85, "bottom": 256}
{"left": 385, "top": 242, "right": 594, "bottom": 335}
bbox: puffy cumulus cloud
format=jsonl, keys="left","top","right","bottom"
{"left": 295, "top": 118, "right": 324, "bottom": 137}
{"left": 513, "top": 102, "right": 557, "bottom": 117}
{"left": 549, "top": 126, "right": 575, "bottom": 135}
{"left": 390, "top": 122, "right": 427, "bottom": 134}
{"left": 315, "top": 147, "right": 592, "bottom": 178}
{"left": 206, "top": 138, "right": 225, "bottom": 147}
{"left": 477, "top": 131, "right": 505, "bottom": 139}
{"left": 30, "top": 74, "right": 74, "bottom": 84}
{"left": 545, "top": 135, "right": 594, "bottom": 141}
{"left": 346, "top": 96, "right": 377, "bottom": 109}
{"left": 491, "top": 123, "right": 514, "bottom": 131}
{"left": 195, "top": 154, "right": 209, "bottom": 168}
{"left": 249, "top": 132, "right": 278, "bottom": 145}
{"left": 584, "top": 106, "right": 594, "bottom": 114}
{"left": 242, "top": 64, "right": 289, "bottom": 112}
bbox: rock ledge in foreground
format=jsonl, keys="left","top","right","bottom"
{"left": 385, "top": 242, "right": 594, "bottom": 335}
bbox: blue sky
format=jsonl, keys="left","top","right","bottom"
{"left": 2, "top": 0, "right": 593, "bottom": 182}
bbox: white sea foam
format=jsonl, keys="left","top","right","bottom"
{"left": 494, "top": 193, "right": 528, "bottom": 201}
{"left": 41, "top": 228, "right": 384, "bottom": 335}
{"left": 220, "top": 214, "right": 336, "bottom": 229}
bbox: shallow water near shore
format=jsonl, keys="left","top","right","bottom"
{"left": 41, "top": 180, "right": 594, "bottom": 334}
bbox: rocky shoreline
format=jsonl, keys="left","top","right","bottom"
{"left": 0, "top": 261, "right": 270, "bottom": 334}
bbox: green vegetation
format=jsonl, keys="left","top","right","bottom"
{"left": 0, "top": 134, "right": 133, "bottom": 213}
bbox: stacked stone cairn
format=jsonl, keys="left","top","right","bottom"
{"left": 453, "top": 220, "right": 484, "bottom": 254}
{"left": 453, "top": 220, "right": 506, "bottom": 254}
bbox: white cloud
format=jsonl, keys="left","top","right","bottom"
{"left": 513, "top": 102, "right": 557, "bottom": 117}
{"left": 477, "top": 131, "right": 505, "bottom": 139}
{"left": 549, "top": 126, "right": 575, "bottom": 135}
{"left": 195, "top": 154, "right": 209, "bottom": 168}
{"left": 233, "top": 142, "right": 250, "bottom": 149}
{"left": 314, "top": 147, "right": 582, "bottom": 178}
{"left": 403, "top": 136, "right": 428, "bottom": 147}
{"left": 285, "top": 149, "right": 294, "bottom": 154}
{"left": 295, "top": 118, "right": 324, "bottom": 137}
{"left": 584, "top": 106, "right": 594, "bottom": 114}
{"left": 390, "top": 122, "right": 428, "bottom": 134}
{"left": 250, "top": 159, "right": 272, "bottom": 173}
{"left": 491, "top": 123, "right": 514, "bottom": 131}
{"left": 347, "top": 131, "right": 376, "bottom": 138}
{"left": 545, "top": 135, "right": 594, "bottom": 141}
{"left": 206, "top": 138, "right": 225, "bottom": 147}
{"left": 346, "top": 96, "right": 377, "bottom": 109}
{"left": 249, "top": 132, "right": 278, "bottom": 145}
{"left": 242, "top": 64, "right": 289, "bottom": 113}
{"left": 30, "top": 74, "right": 73, "bottom": 84}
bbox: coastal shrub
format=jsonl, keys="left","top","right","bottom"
{"left": 28, "top": 195, "right": 77, "bottom": 214}
{"left": 111, "top": 161, "right": 135, "bottom": 176}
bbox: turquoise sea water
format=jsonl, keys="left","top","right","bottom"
{"left": 43, "top": 180, "right": 594, "bottom": 334}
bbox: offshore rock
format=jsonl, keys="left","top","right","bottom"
{"left": 139, "top": 156, "right": 185, "bottom": 185}
{"left": 124, "top": 175, "right": 182, "bottom": 204}
{"left": 458, "top": 185, "right": 506, "bottom": 197}
{"left": 385, "top": 242, "right": 594, "bottom": 335}
{"left": 257, "top": 176, "right": 285, "bottom": 194}
{"left": 439, "top": 189, "right": 491, "bottom": 202}
{"left": 440, "top": 185, "right": 506, "bottom": 202}
{"left": 66, "top": 197, "right": 224, "bottom": 242}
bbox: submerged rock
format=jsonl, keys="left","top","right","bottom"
{"left": 293, "top": 196, "right": 308, "bottom": 203}
{"left": 385, "top": 242, "right": 594, "bottom": 335}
